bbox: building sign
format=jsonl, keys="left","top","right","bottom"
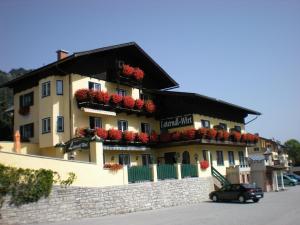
{"left": 160, "top": 114, "right": 194, "bottom": 130}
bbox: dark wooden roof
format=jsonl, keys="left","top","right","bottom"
{"left": 151, "top": 90, "right": 261, "bottom": 123}
{"left": 1, "top": 42, "right": 179, "bottom": 93}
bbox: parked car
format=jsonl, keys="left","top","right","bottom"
{"left": 209, "top": 184, "right": 264, "bottom": 203}
{"left": 278, "top": 175, "right": 298, "bottom": 186}
{"left": 286, "top": 173, "right": 300, "bottom": 183}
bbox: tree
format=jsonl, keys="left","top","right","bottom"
{"left": 285, "top": 139, "right": 300, "bottom": 166}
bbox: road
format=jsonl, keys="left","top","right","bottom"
{"left": 38, "top": 185, "right": 300, "bottom": 225}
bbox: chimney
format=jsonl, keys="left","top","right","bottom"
{"left": 56, "top": 49, "right": 69, "bottom": 61}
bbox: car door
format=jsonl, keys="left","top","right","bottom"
{"left": 218, "top": 185, "right": 232, "bottom": 200}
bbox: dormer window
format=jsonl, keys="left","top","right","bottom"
{"left": 88, "top": 81, "right": 101, "bottom": 90}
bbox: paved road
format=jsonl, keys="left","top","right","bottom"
{"left": 39, "top": 186, "right": 300, "bottom": 225}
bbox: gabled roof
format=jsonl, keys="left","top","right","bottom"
{"left": 1, "top": 42, "right": 179, "bottom": 91}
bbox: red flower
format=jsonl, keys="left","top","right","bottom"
{"left": 123, "top": 131, "right": 136, "bottom": 142}
{"left": 231, "top": 131, "right": 242, "bottom": 142}
{"left": 136, "top": 132, "right": 149, "bottom": 144}
{"left": 96, "top": 91, "right": 110, "bottom": 104}
{"left": 76, "top": 128, "right": 87, "bottom": 137}
{"left": 207, "top": 129, "right": 217, "bottom": 140}
{"left": 200, "top": 160, "right": 209, "bottom": 169}
{"left": 75, "top": 89, "right": 89, "bottom": 102}
{"left": 150, "top": 131, "right": 158, "bottom": 143}
{"left": 223, "top": 131, "right": 230, "bottom": 141}
{"left": 171, "top": 131, "right": 181, "bottom": 141}
{"left": 108, "top": 129, "right": 122, "bottom": 140}
{"left": 95, "top": 128, "right": 108, "bottom": 140}
{"left": 135, "top": 99, "right": 144, "bottom": 110}
{"left": 104, "top": 164, "right": 123, "bottom": 171}
{"left": 160, "top": 133, "right": 171, "bottom": 143}
{"left": 216, "top": 130, "right": 224, "bottom": 140}
{"left": 144, "top": 100, "right": 156, "bottom": 113}
{"left": 88, "top": 89, "right": 97, "bottom": 101}
{"left": 122, "top": 64, "right": 134, "bottom": 76}
{"left": 182, "top": 129, "right": 196, "bottom": 140}
{"left": 133, "top": 67, "right": 144, "bottom": 81}
{"left": 198, "top": 128, "right": 208, "bottom": 138}
{"left": 253, "top": 134, "right": 259, "bottom": 143}
{"left": 110, "top": 94, "right": 123, "bottom": 105}
{"left": 123, "top": 96, "right": 135, "bottom": 109}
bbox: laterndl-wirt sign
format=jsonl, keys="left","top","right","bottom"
{"left": 160, "top": 114, "right": 193, "bottom": 129}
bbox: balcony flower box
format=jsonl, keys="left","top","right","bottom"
{"left": 136, "top": 132, "right": 149, "bottom": 144}
{"left": 122, "top": 96, "right": 135, "bottom": 109}
{"left": 123, "top": 131, "right": 136, "bottom": 142}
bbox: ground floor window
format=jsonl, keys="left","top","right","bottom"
{"left": 228, "top": 151, "right": 235, "bottom": 165}
{"left": 216, "top": 151, "right": 224, "bottom": 166}
{"left": 119, "top": 154, "right": 130, "bottom": 166}
{"left": 142, "top": 154, "right": 152, "bottom": 166}
{"left": 182, "top": 151, "right": 190, "bottom": 164}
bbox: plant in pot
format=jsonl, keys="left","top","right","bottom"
{"left": 110, "top": 94, "right": 123, "bottom": 106}
{"left": 135, "top": 99, "right": 144, "bottom": 110}
{"left": 182, "top": 129, "right": 196, "bottom": 140}
{"left": 107, "top": 129, "right": 122, "bottom": 141}
{"left": 231, "top": 131, "right": 242, "bottom": 142}
{"left": 123, "top": 131, "right": 136, "bottom": 142}
{"left": 144, "top": 100, "right": 156, "bottom": 113}
{"left": 207, "top": 128, "right": 217, "bottom": 140}
{"left": 96, "top": 91, "right": 110, "bottom": 105}
{"left": 122, "top": 96, "right": 135, "bottom": 109}
{"left": 223, "top": 131, "right": 230, "bottom": 141}
{"left": 95, "top": 128, "right": 108, "bottom": 140}
{"left": 136, "top": 132, "right": 149, "bottom": 144}
{"left": 198, "top": 128, "right": 208, "bottom": 139}
{"left": 122, "top": 64, "right": 134, "bottom": 77}
{"left": 133, "top": 67, "right": 144, "bottom": 81}
{"left": 75, "top": 89, "right": 89, "bottom": 102}
{"left": 149, "top": 131, "right": 158, "bottom": 143}
{"left": 216, "top": 130, "right": 224, "bottom": 141}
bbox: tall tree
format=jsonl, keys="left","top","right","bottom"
{"left": 285, "top": 139, "right": 300, "bottom": 166}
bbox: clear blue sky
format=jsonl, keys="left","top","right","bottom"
{"left": 0, "top": 0, "right": 299, "bottom": 143}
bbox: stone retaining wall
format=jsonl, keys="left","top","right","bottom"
{"left": 0, "top": 177, "right": 213, "bottom": 225}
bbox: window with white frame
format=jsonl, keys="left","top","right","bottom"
{"left": 42, "top": 118, "right": 51, "bottom": 133}
{"left": 88, "top": 81, "right": 101, "bottom": 90}
{"left": 118, "top": 120, "right": 128, "bottom": 132}
{"left": 57, "top": 116, "right": 64, "bottom": 132}
{"left": 42, "top": 81, "right": 51, "bottom": 98}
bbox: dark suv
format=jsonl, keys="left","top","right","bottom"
{"left": 209, "top": 184, "right": 264, "bottom": 203}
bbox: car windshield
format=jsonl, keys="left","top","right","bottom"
{"left": 242, "top": 184, "right": 257, "bottom": 189}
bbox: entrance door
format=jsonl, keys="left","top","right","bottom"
{"left": 164, "top": 152, "right": 176, "bottom": 164}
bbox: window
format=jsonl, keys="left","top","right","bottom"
{"left": 56, "top": 80, "right": 63, "bottom": 95}
{"left": 118, "top": 120, "right": 128, "bottom": 132}
{"left": 202, "top": 150, "right": 208, "bottom": 161}
{"left": 234, "top": 125, "right": 241, "bottom": 132}
{"left": 228, "top": 151, "right": 235, "bottom": 165}
{"left": 89, "top": 117, "right": 102, "bottom": 129}
{"left": 119, "top": 154, "right": 130, "bottom": 166}
{"left": 57, "top": 116, "right": 64, "bottom": 132}
{"left": 19, "top": 92, "right": 34, "bottom": 108}
{"left": 20, "top": 123, "right": 34, "bottom": 140}
{"left": 42, "top": 81, "right": 51, "bottom": 98}
{"left": 141, "top": 123, "right": 151, "bottom": 134}
{"left": 142, "top": 154, "right": 152, "bottom": 166}
{"left": 116, "top": 88, "right": 127, "bottom": 96}
{"left": 219, "top": 123, "right": 227, "bottom": 131}
{"left": 42, "top": 118, "right": 51, "bottom": 134}
{"left": 216, "top": 151, "right": 224, "bottom": 166}
{"left": 254, "top": 147, "right": 260, "bottom": 152}
{"left": 88, "top": 81, "right": 101, "bottom": 90}
{"left": 201, "top": 120, "right": 210, "bottom": 128}
{"left": 182, "top": 151, "right": 190, "bottom": 164}
{"left": 238, "top": 151, "right": 245, "bottom": 166}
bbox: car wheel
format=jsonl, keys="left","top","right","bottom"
{"left": 212, "top": 195, "right": 218, "bottom": 202}
{"left": 238, "top": 195, "right": 245, "bottom": 203}
{"left": 253, "top": 198, "right": 260, "bottom": 203}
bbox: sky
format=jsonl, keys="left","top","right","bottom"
{"left": 0, "top": 0, "right": 299, "bottom": 143}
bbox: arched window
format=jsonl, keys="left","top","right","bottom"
{"left": 182, "top": 151, "right": 190, "bottom": 164}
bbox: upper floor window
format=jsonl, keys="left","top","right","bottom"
{"left": 219, "top": 123, "right": 227, "bottom": 131}
{"left": 20, "top": 92, "right": 34, "bottom": 108}
{"left": 118, "top": 120, "right": 128, "bottom": 132}
{"left": 216, "top": 151, "right": 224, "bottom": 166}
{"left": 56, "top": 80, "right": 63, "bottom": 95}
{"left": 20, "top": 123, "right": 34, "bottom": 140}
{"left": 42, "top": 117, "right": 51, "bottom": 134}
{"left": 88, "top": 81, "right": 101, "bottom": 90}
{"left": 141, "top": 123, "right": 151, "bottom": 134}
{"left": 42, "top": 81, "right": 50, "bottom": 98}
{"left": 89, "top": 116, "right": 102, "bottom": 129}
{"left": 234, "top": 125, "right": 241, "bottom": 132}
{"left": 228, "top": 151, "right": 235, "bottom": 165}
{"left": 57, "top": 116, "right": 64, "bottom": 132}
{"left": 117, "top": 88, "right": 127, "bottom": 97}
{"left": 201, "top": 120, "right": 210, "bottom": 128}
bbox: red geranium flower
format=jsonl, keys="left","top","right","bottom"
{"left": 135, "top": 99, "right": 144, "bottom": 110}
{"left": 95, "top": 128, "right": 108, "bottom": 140}
{"left": 144, "top": 100, "right": 156, "bottom": 113}
{"left": 123, "top": 131, "right": 136, "bottom": 142}
{"left": 88, "top": 89, "right": 97, "bottom": 101}
{"left": 150, "top": 131, "right": 158, "bottom": 143}
{"left": 96, "top": 91, "right": 110, "bottom": 104}
{"left": 216, "top": 130, "right": 224, "bottom": 140}
{"left": 223, "top": 131, "right": 230, "bottom": 141}
{"left": 171, "top": 131, "right": 181, "bottom": 141}
{"left": 136, "top": 132, "right": 149, "bottom": 144}
{"left": 110, "top": 94, "right": 123, "bottom": 105}
{"left": 122, "top": 64, "right": 134, "bottom": 76}
{"left": 122, "top": 96, "right": 135, "bottom": 109}
{"left": 108, "top": 129, "right": 122, "bottom": 140}
{"left": 231, "top": 131, "right": 242, "bottom": 142}
{"left": 207, "top": 129, "right": 217, "bottom": 140}
{"left": 133, "top": 67, "right": 144, "bottom": 81}
{"left": 182, "top": 129, "right": 196, "bottom": 140}
{"left": 198, "top": 128, "right": 208, "bottom": 139}
{"left": 75, "top": 89, "right": 89, "bottom": 102}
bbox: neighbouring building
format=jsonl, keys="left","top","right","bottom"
{"left": 0, "top": 42, "right": 261, "bottom": 187}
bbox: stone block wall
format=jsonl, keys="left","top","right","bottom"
{"left": 0, "top": 177, "right": 213, "bottom": 225}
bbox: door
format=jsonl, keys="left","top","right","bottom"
{"left": 164, "top": 152, "right": 176, "bottom": 164}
